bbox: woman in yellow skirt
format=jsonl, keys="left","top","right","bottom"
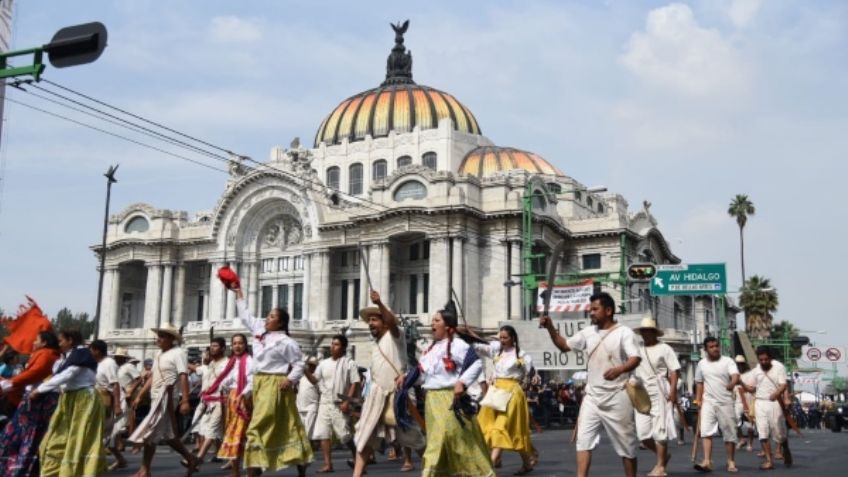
{"left": 406, "top": 302, "right": 494, "bottom": 477}
{"left": 227, "top": 277, "right": 312, "bottom": 477}
{"left": 474, "top": 325, "right": 536, "bottom": 475}
{"left": 32, "top": 329, "right": 107, "bottom": 477}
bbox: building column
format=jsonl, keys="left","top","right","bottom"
{"left": 109, "top": 266, "right": 122, "bottom": 331}
{"left": 226, "top": 262, "right": 239, "bottom": 320}
{"left": 321, "top": 252, "right": 332, "bottom": 323}
{"left": 143, "top": 263, "right": 163, "bottom": 329}
{"left": 451, "top": 238, "right": 465, "bottom": 316}
{"left": 428, "top": 237, "right": 449, "bottom": 320}
{"left": 173, "top": 263, "right": 186, "bottom": 325}
{"left": 378, "top": 242, "right": 391, "bottom": 299}
{"left": 98, "top": 267, "right": 118, "bottom": 336}
{"left": 248, "top": 261, "right": 259, "bottom": 317}
{"left": 502, "top": 241, "right": 511, "bottom": 322}
{"left": 208, "top": 261, "right": 225, "bottom": 321}
{"left": 288, "top": 281, "right": 296, "bottom": 318}
{"left": 159, "top": 264, "right": 174, "bottom": 325}
{"left": 509, "top": 240, "right": 521, "bottom": 320}
{"left": 302, "top": 254, "right": 311, "bottom": 321}
{"left": 360, "top": 244, "right": 371, "bottom": 303}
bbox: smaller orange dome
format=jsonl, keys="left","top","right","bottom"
{"left": 459, "top": 146, "right": 563, "bottom": 178}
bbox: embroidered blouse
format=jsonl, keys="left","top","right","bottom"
{"left": 417, "top": 337, "right": 482, "bottom": 390}
{"left": 474, "top": 341, "right": 532, "bottom": 380}
{"left": 236, "top": 298, "right": 304, "bottom": 387}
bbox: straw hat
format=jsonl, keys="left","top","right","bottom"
{"left": 150, "top": 322, "right": 182, "bottom": 343}
{"left": 359, "top": 306, "right": 382, "bottom": 322}
{"left": 634, "top": 317, "right": 664, "bottom": 337}
{"left": 112, "top": 346, "right": 132, "bottom": 359}
{"left": 735, "top": 355, "right": 747, "bottom": 364}
{"left": 305, "top": 356, "right": 319, "bottom": 366}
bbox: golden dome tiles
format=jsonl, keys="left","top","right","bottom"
{"left": 460, "top": 146, "right": 564, "bottom": 178}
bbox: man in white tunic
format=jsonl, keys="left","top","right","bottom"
{"left": 741, "top": 347, "right": 791, "bottom": 469}
{"left": 297, "top": 357, "right": 320, "bottom": 442}
{"left": 352, "top": 290, "right": 425, "bottom": 477}
{"left": 694, "top": 337, "right": 740, "bottom": 473}
{"left": 304, "top": 334, "right": 360, "bottom": 472}
{"left": 91, "top": 339, "right": 127, "bottom": 470}
{"left": 128, "top": 323, "right": 200, "bottom": 477}
{"left": 194, "top": 337, "right": 229, "bottom": 463}
{"left": 115, "top": 347, "right": 140, "bottom": 451}
{"left": 541, "top": 292, "right": 641, "bottom": 477}
{"left": 734, "top": 355, "right": 755, "bottom": 452}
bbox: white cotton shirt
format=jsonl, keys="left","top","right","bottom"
{"left": 236, "top": 298, "right": 304, "bottom": 384}
{"left": 474, "top": 341, "right": 532, "bottom": 380}
{"left": 36, "top": 346, "right": 97, "bottom": 393}
{"left": 566, "top": 325, "right": 640, "bottom": 398}
{"left": 315, "top": 357, "right": 360, "bottom": 404}
{"left": 695, "top": 356, "right": 739, "bottom": 405}
{"left": 202, "top": 358, "right": 229, "bottom": 392}
{"left": 750, "top": 360, "right": 787, "bottom": 400}
{"left": 220, "top": 355, "right": 254, "bottom": 397}
{"left": 151, "top": 346, "right": 189, "bottom": 400}
{"left": 297, "top": 376, "right": 320, "bottom": 411}
{"left": 418, "top": 337, "right": 482, "bottom": 389}
{"left": 634, "top": 342, "right": 681, "bottom": 387}
{"left": 118, "top": 362, "right": 140, "bottom": 392}
{"left": 96, "top": 356, "right": 120, "bottom": 396}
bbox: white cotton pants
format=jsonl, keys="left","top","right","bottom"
{"left": 754, "top": 400, "right": 786, "bottom": 443}
{"left": 576, "top": 391, "right": 639, "bottom": 459}
{"left": 699, "top": 401, "right": 738, "bottom": 443}
{"left": 312, "top": 401, "right": 352, "bottom": 443}
{"left": 635, "top": 378, "right": 677, "bottom": 443}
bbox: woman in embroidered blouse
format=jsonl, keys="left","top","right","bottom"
{"left": 229, "top": 284, "right": 313, "bottom": 477}
{"left": 34, "top": 328, "right": 107, "bottom": 477}
{"left": 407, "top": 303, "right": 494, "bottom": 477}
{"left": 473, "top": 325, "right": 536, "bottom": 475}
{"left": 0, "top": 331, "right": 61, "bottom": 477}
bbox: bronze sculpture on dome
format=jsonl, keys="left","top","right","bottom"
{"left": 383, "top": 20, "right": 414, "bottom": 86}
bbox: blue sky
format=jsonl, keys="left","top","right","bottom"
{"left": 1, "top": 0, "right": 846, "bottom": 370}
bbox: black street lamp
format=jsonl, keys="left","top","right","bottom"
{"left": 93, "top": 164, "right": 118, "bottom": 339}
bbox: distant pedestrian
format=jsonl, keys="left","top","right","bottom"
{"left": 741, "top": 347, "right": 792, "bottom": 469}
{"left": 693, "top": 337, "right": 740, "bottom": 473}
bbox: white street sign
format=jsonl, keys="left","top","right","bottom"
{"left": 801, "top": 345, "right": 846, "bottom": 364}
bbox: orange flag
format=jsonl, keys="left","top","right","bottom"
{"left": 1, "top": 296, "right": 53, "bottom": 354}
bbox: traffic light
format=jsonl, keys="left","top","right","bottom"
{"left": 627, "top": 263, "right": 656, "bottom": 281}
{"left": 790, "top": 336, "right": 810, "bottom": 348}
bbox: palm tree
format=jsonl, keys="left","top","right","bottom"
{"left": 739, "top": 275, "right": 778, "bottom": 339}
{"left": 728, "top": 194, "right": 755, "bottom": 285}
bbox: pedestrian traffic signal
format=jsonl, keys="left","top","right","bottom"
{"left": 627, "top": 263, "right": 656, "bottom": 281}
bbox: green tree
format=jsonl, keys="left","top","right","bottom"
{"left": 739, "top": 275, "right": 778, "bottom": 339}
{"left": 52, "top": 307, "right": 95, "bottom": 339}
{"left": 833, "top": 376, "right": 848, "bottom": 394}
{"left": 728, "top": 194, "right": 755, "bottom": 285}
{"left": 768, "top": 320, "right": 801, "bottom": 365}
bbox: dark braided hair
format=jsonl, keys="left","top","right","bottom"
{"left": 426, "top": 302, "right": 459, "bottom": 370}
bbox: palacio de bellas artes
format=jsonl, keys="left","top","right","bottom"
{"left": 95, "top": 21, "right": 725, "bottom": 385}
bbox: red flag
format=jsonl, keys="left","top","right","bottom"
{"left": 1, "top": 296, "right": 53, "bottom": 354}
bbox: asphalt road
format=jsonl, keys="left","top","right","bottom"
{"left": 107, "top": 427, "right": 848, "bottom": 476}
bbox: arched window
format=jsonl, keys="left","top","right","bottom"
{"left": 597, "top": 203, "right": 604, "bottom": 213}
{"left": 397, "top": 155, "right": 412, "bottom": 168}
{"left": 422, "top": 151, "right": 437, "bottom": 170}
{"left": 125, "top": 216, "right": 150, "bottom": 233}
{"left": 547, "top": 183, "right": 562, "bottom": 194}
{"left": 326, "top": 166, "right": 340, "bottom": 190}
{"left": 531, "top": 191, "right": 547, "bottom": 210}
{"left": 372, "top": 159, "right": 387, "bottom": 180}
{"left": 587, "top": 196, "right": 594, "bottom": 208}
{"left": 349, "top": 163, "right": 363, "bottom": 195}
{"left": 574, "top": 191, "right": 582, "bottom": 201}
{"left": 393, "top": 180, "right": 427, "bottom": 201}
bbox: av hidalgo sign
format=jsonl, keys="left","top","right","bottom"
{"left": 650, "top": 263, "right": 727, "bottom": 296}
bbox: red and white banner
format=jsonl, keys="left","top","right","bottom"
{"left": 536, "top": 279, "right": 593, "bottom": 312}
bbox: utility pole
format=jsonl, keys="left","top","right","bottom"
{"left": 93, "top": 164, "right": 118, "bottom": 339}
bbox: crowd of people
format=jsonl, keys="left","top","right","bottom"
{"left": 0, "top": 274, "right": 831, "bottom": 477}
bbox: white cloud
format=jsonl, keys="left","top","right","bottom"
{"left": 727, "top": 0, "right": 762, "bottom": 28}
{"left": 207, "top": 16, "right": 262, "bottom": 44}
{"left": 620, "top": 3, "right": 751, "bottom": 97}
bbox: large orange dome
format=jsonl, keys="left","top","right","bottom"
{"left": 459, "top": 146, "right": 563, "bottom": 178}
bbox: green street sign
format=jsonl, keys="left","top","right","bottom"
{"left": 650, "top": 263, "right": 726, "bottom": 296}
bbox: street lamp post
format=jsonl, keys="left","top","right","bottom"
{"left": 93, "top": 164, "right": 118, "bottom": 340}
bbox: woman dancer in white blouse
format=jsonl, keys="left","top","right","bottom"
{"left": 229, "top": 285, "right": 313, "bottom": 477}
{"left": 472, "top": 325, "right": 536, "bottom": 474}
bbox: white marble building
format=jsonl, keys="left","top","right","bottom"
{"left": 95, "top": 24, "right": 701, "bottom": 365}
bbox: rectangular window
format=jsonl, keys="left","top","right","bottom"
{"left": 353, "top": 279, "right": 361, "bottom": 320}
{"left": 196, "top": 291, "right": 204, "bottom": 322}
{"left": 340, "top": 280, "right": 349, "bottom": 319}
{"left": 582, "top": 253, "right": 602, "bottom": 270}
{"left": 351, "top": 251, "right": 359, "bottom": 267}
{"left": 293, "top": 284, "right": 303, "bottom": 320}
{"left": 280, "top": 257, "right": 289, "bottom": 271}
{"left": 422, "top": 274, "right": 429, "bottom": 313}
{"left": 261, "top": 285, "right": 273, "bottom": 317}
{"left": 277, "top": 284, "right": 289, "bottom": 313}
{"left": 423, "top": 240, "right": 430, "bottom": 259}
{"left": 410, "top": 243, "right": 420, "bottom": 261}
{"left": 409, "top": 274, "right": 418, "bottom": 314}
{"left": 262, "top": 258, "right": 275, "bottom": 273}
{"left": 294, "top": 256, "right": 304, "bottom": 270}
{"left": 341, "top": 251, "right": 348, "bottom": 267}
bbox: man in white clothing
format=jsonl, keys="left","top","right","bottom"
{"left": 297, "top": 357, "right": 320, "bottom": 442}
{"left": 91, "top": 339, "right": 127, "bottom": 470}
{"left": 304, "top": 334, "right": 360, "bottom": 473}
{"left": 741, "top": 347, "right": 791, "bottom": 469}
{"left": 541, "top": 292, "right": 641, "bottom": 477}
{"left": 194, "top": 337, "right": 229, "bottom": 464}
{"left": 694, "top": 337, "right": 740, "bottom": 473}
{"left": 633, "top": 318, "right": 680, "bottom": 477}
